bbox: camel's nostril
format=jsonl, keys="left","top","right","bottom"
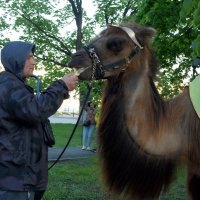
{"left": 72, "top": 53, "right": 83, "bottom": 58}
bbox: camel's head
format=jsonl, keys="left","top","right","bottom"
{"left": 68, "top": 22, "right": 156, "bottom": 80}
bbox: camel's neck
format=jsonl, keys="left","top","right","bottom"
{"left": 101, "top": 68, "right": 182, "bottom": 156}
{"left": 124, "top": 71, "right": 165, "bottom": 130}
{"left": 123, "top": 70, "right": 182, "bottom": 155}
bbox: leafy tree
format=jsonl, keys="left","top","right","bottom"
{"left": 94, "top": 0, "right": 199, "bottom": 97}
{"left": 0, "top": 0, "right": 199, "bottom": 101}
{"left": 94, "top": 0, "right": 138, "bottom": 25}
{"left": 135, "top": 0, "right": 199, "bottom": 97}
{"left": 180, "top": 0, "right": 200, "bottom": 57}
{"left": 0, "top": 0, "right": 100, "bottom": 104}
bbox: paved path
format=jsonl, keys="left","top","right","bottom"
{"left": 48, "top": 116, "right": 96, "bottom": 161}
{"left": 48, "top": 147, "right": 96, "bottom": 161}
{"left": 49, "top": 116, "right": 78, "bottom": 124}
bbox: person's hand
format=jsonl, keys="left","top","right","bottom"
{"left": 62, "top": 74, "right": 78, "bottom": 91}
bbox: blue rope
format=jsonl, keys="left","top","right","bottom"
{"left": 31, "top": 75, "right": 40, "bottom": 98}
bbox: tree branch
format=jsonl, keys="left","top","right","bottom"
{"left": 35, "top": 55, "right": 67, "bottom": 67}
{"left": 20, "top": 13, "right": 72, "bottom": 56}
{"left": 123, "top": 0, "right": 131, "bottom": 18}
{"left": 68, "top": 0, "right": 83, "bottom": 50}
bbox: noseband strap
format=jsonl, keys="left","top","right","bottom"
{"left": 83, "top": 45, "right": 105, "bottom": 80}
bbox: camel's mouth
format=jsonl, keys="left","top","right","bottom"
{"left": 74, "top": 67, "right": 87, "bottom": 76}
{"left": 73, "top": 66, "right": 93, "bottom": 80}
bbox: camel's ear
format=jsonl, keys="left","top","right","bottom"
{"left": 147, "top": 27, "right": 156, "bottom": 37}
{"left": 141, "top": 27, "right": 156, "bottom": 39}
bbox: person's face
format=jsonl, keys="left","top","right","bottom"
{"left": 23, "top": 52, "right": 36, "bottom": 78}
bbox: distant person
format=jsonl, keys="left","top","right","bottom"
{"left": 92, "top": 108, "right": 100, "bottom": 153}
{"left": 82, "top": 101, "right": 96, "bottom": 150}
{"left": 0, "top": 41, "right": 78, "bottom": 200}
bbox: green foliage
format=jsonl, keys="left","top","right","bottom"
{"left": 1, "top": 0, "right": 70, "bottom": 86}
{"left": 0, "top": 0, "right": 199, "bottom": 99}
{"left": 180, "top": 0, "right": 200, "bottom": 57}
{"left": 133, "top": 0, "right": 197, "bottom": 97}
{"left": 95, "top": 0, "right": 138, "bottom": 25}
{"left": 78, "top": 80, "right": 104, "bottom": 107}
{"left": 93, "top": 0, "right": 199, "bottom": 97}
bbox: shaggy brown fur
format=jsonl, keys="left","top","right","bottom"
{"left": 98, "top": 75, "right": 177, "bottom": 199}
{"left": 68, "top": 22, "right": 200, "bottom": 200}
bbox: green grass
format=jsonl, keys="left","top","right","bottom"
{"left": 159, "top": 168, "right": 189, "bottom": 200}
{"left": 51, "top": 123, "right": 83, "bottom": 147}
{"left": 44, "top": 157, "right": 189, "bottom": 200}
{"left": 51, "top": 123, "right": 97, "bottom": 149}
{"left": 43, "top": 157, "right": 110, "bottom": 200}
{"left": 46, "top": 124, "right": 190, "bottom": 200}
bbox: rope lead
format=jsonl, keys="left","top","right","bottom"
{"left": 48, "top": 80, "right": 93, "bottom": 170}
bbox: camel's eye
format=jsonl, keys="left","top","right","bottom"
{"left": 106, "top": 38, "right": 124, "bottom": 53}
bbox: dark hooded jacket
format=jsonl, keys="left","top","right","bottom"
{"left": 0, "top": 41, "right": 69, "bottom": 191}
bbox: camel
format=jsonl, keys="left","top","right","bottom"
{"left": 68, "top": 22, "right": 200, "bottom": 200}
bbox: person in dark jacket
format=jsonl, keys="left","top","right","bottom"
{"left": 0, "top": 41, "right": 78, "bottom": 200}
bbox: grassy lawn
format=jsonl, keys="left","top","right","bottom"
{"left": 51, "top": 123, "right": 84, "bottom": 147}
{"left": 43, "top": 157, "right": 111, "bottom": 200}
{"left": 159, "top": 168, "right": 189, "bottom": 200}
{"left": 51, "top": 123, "right": 97, "bottom": 149}
{"left": 45, "top": 124, "right": 189, "bottom": 200}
